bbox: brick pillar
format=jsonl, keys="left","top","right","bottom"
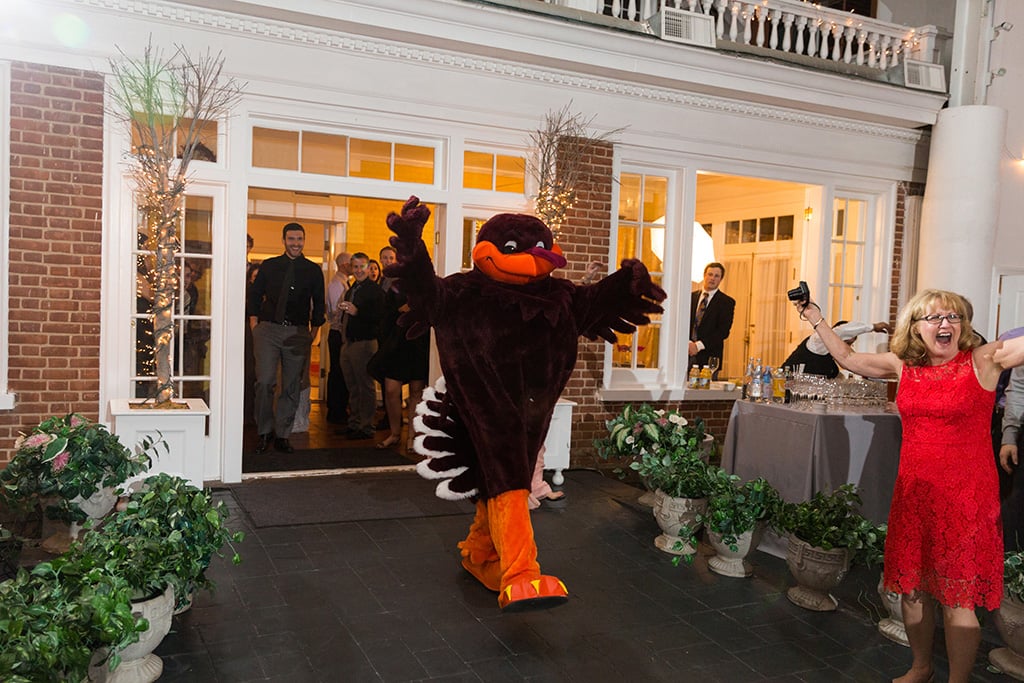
{"left": 556, "top": 139, "right": 734, "bottom": 469}
{"left": 0, "top": 63, "right": 105, "bottom": 464}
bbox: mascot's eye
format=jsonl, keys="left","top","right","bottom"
{"left": 501, "top": 240, "right": 518, "bottom": 254}
{"left": 535, "top": 241, "right": 546, "bottom": 249}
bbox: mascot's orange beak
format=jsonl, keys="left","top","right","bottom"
{"left": 472, "top": 242, "right": 566, "bottom": 285}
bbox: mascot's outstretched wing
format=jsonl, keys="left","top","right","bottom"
{"left": 572, "top": 258, "right": 667, "bottom": 343}
{"left": 384, "top": 196, "right": 440, "bottom": 339}
{"left": 413, "top": 379, "right": 479, "bottom": 500}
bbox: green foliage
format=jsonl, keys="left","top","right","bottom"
{"left": 0, "top": 413, "right": 162, "bottom": 524}
{"left": 596, "top": 404, "right": 714, "bottom": 498}
{"left": 1005, "top": 551, "right": 1024, "bottom": 603}
{"left": 700, "top": 476, "right": 783, "bottom": 552}
{"left": 0, "top": 554, "right": 144, "bottom": 683}
{"left": 74, "top": 473, "right": 243, "bottom": 606}
{"left": 772, "top": 484, "right": 886, "bottom": 566}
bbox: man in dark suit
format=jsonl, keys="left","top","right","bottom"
{"left": 688, "top": 262, "right": 735, "bottom": 379}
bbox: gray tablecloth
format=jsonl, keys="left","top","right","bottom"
{"left": 721, "top": 400, "right": 902, "bottom": 525}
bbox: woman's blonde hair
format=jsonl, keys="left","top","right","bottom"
{"left": 890, "top": 289, "right": 978, "bottom": 366}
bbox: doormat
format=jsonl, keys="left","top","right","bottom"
{"left": 242, "top": 447, "right": 411, "bottom": 474}
{"left": 230, "top": 471, "right": 476, "bottom": 527}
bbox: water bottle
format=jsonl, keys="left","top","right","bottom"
{"left": 761, "top": 365, "right": 773, "bottom": 403}
{"left": 749, "top": 359, "right": 763, "bottom": 400}
{"left": 741, "top": 358, "right": 753, "bottom": 399}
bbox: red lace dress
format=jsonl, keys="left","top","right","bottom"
{"left": 883, "top": 350, "right": 1002, "bottom": 609}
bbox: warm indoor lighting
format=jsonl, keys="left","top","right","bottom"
{"left": 691, "top": 221, "right": 716, "bottom": 283}
{"left": 804, "top": 206, "right": 814, "bottom": 222}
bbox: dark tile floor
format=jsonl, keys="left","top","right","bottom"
{"left": 156, "top": 469, "right": 1012, "bottom": 682}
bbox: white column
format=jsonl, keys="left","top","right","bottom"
{"left": 917, "top": 105, "right": 1006, "bottom": 336}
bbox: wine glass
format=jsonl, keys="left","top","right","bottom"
{"left": 708, "top": 356, "right": 720, "bottom": 379}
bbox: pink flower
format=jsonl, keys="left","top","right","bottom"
{"left": 22, "top": 433, "right": 54, "bottom": 450}
{"left": 657, "top": 418, "right": 669, "bottom": 427}
{"left": 51, "top": 451, "right": 70, "bottom": 472}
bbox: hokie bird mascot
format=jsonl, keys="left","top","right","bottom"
{"left": 385, "top": 196, "right": 665, "bottom": 611}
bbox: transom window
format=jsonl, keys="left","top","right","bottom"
{"left": 462, "top": 151, "right": 525, "bottom": 193}
{"left": 251, "top": 126, "right": 436, "bottom": 184}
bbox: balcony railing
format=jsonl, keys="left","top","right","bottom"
{"left": 548, "top": 0, "right": 946, "bottom": 82}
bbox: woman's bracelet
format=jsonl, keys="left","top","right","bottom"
{"left": 812, "top": 318, "right": 824, "bottom": 330}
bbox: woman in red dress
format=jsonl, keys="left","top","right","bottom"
{"left": 797, "top": 289, "right": 1024, "bottom": 683}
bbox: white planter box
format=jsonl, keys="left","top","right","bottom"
{"left": 109, "top": 398, "right": 209, "bottom": 489}
{"left": 542, "top": 398, "right": 576, "bottom": 485}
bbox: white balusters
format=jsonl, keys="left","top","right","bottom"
{"left": 714, "top": 0, "right": 728, "bottom": 39}
{"left": 770, "top": 9, "right": 782, "bottom": 50}
{"left": 728, "top": 2, "right": 741, "bottom": 42}
{"left": 794, "top": 15, "right": 806, "bottom": 56}
{"left": 842, "top": 26, "right": 856, "bottom": 64}
{"left": 818, "top": 21, "right": 829, "bottom": 59}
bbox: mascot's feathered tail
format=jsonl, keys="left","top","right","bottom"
{"left": 413, "top": 378, "right": 479, "bottom": 501}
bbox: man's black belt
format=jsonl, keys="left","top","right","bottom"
{"left": 266, "top": 319, "right": 301, "bottom": 326}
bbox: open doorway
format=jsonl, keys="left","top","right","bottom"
{"left": 695, "top": 173, "right": 818, "bottom": 380}
{"left": 243, "top": 189, "right": 436, "bottom": 471}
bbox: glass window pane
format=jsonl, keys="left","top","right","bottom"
{"left": 844, "top": 200, "right": 865, "bottom": 240}
{"left": 641, "top": 226, "right": 664, "bottom": 273}
{"left": 183, "top": 195, "right": 213, "bottom": 254}
{"left": 612, "top": 331, "right": 633, "bottom": 368}
{"left": 130, "top": 112, "right": 173, "bottom": 156}
{"left": 759, "top": 217, "right": 775, "bottom": 242}
{"left": 618, "top": 173, "right": 641, "bottom": 222}
{"left": 617, "top": 225, "right": 638, "bottom": 263}
{"left": 637, "top": 325, "right": 660, "bottom": 369}
{"left": 395, "top": 143, "right": 434, "bottom": 184}
{"left": 177, "top": 117, "right": 218, "bottom": 162}
{"left": 301, "top": 131, "right": 348, "bottom": 176}
{"left": 777, "top": 215, "right": 794, "bottom": 240}
{"left": 463, "top": 217, "right": 486, "bottom": 269}
{"left": 642, "top": 176, "right": 668, "bottom": 223}
{"left": 835, "top": 207, "right": 846, "bottom": 238}
{"left": 350, "top": 138, "right": 391, "bottom": 180}
{"left": 725, "top": 220, "right": 740, "bottom": 244}
{"left": 252, "top": 127, "right": 298, "bottom": 170}
{"left": 463, "top": 151, "right": 493, "bottom": 190}
{"left": 741, "top": 219, "right": 757, "bottom": 243}
{"left": 495, "top": 155, "right": 525, "bottom": 194}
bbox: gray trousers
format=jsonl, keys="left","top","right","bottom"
{"left": 253, "top": 322, "right": 311, "bottom": 438}
{"left": 340, "top": 338, "right": 378, "bottom": 434}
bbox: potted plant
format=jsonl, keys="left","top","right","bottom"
{"left": 0, "top": 553, "right": 145, "bottom": 682}
{"left": 604, "top": 408, "right": 717, "bottom": 556}
{"left": 111, "top": 473, "right": 244, "bottom": 611}
{"left": 772, "top": 483, "right": 885, "bottom": 611}
{"left": 0, "top": 413, "right": 160, "bottom": 545}
{"left": 698, "top": 475, "right": 782, "bottom": 577}
{"left": 0, "top": 524, "right": 23, "bottom": 582}
{"left": 990, "top": 550, "right": 1024, "bottom": 679}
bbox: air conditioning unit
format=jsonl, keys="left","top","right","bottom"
{"left": 647, "top": 7, "right": 716, "bottom": 49}
{"left": 903, "top": 59, "right": 946, "bottom": 93}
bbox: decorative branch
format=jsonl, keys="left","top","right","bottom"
{"left": 525, "top": 103, "right": 624, "bottom": 237}
{"left": 109, "top": 40, "right": 244, "bottom": 404}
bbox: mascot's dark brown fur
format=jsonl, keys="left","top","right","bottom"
{"left": 385, "top": 197, "right": 666, "bottom": 611}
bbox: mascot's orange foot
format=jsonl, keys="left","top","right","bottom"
{"left": 498, "top": 575, "right": 568, "bottom": 612}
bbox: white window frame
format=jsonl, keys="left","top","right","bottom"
{"left": 601, "top": 160, "right": 693, "bottom": 401}
{"left": 0, "top": 61, "right": 14, "bottom": 409}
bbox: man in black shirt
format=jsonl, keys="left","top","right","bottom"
{"left": 247, "top": 223, "right": 325, "bottom": 453}
{"left": 338, "top": 252, "right": 385, "bottom": 439}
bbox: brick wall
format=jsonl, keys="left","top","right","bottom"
{"left": 0, "top": 63, "right": 105, "bottom": 464}
{"left": 555, "top": 139, "right": 735, "bottom": 469}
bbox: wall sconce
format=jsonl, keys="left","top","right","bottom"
{"left": 804, "top": 207, "right": 814, "bottom": 222}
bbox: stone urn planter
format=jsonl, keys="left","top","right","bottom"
{"left": 992, "top": 594, "right": 1024, "bottom": 680}
{"left": 90, "top": 585, "right": 174, "bottom": 683}
{"left": 877, "top": 575, "right": 909, "bottom": 647}
{"left": 71, "top": 486, "right": 118, "bottom": 534}
{"left": 653, "top": 489, "right": 707, "bottom": 555}
{"left": 707, "top": 523, "right": 766, "bottom": 578}
{"left": 785, "top": 535, "right": 850, "bottom": 611}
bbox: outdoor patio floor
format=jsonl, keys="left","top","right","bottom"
{"left": 153, "top": 468, "right": 1012, "bottom": 682}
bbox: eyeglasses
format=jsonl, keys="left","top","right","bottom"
{"left": 914, "top": 313, "right": 963, "bottom": 325}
